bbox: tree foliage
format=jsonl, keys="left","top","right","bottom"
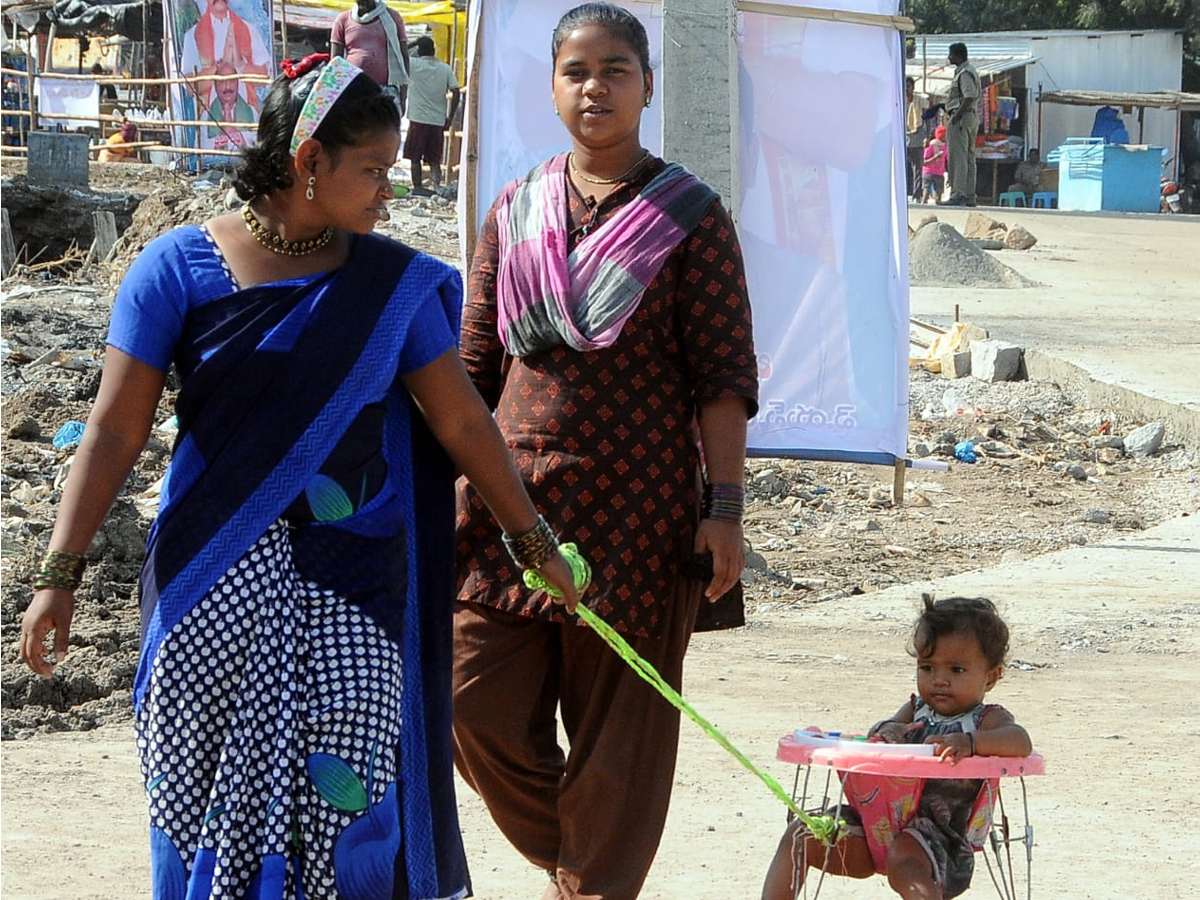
{"left": 906, "top": 0, "right": 1199, "bottom": 90}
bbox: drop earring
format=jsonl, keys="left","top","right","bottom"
{"left": 644, "top": 97, "right": 652, "bottom": 108}
{"left": 306, "top": 175, "right": 316, "bottom": 201}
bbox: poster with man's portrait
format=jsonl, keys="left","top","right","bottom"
{"left": 164, "top": 0, "right": 273, "bottom": 155}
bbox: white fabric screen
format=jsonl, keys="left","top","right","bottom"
{"left": 738, "top": 1, "right": 909, "bottom": 462}
{"left": 462, "top": 0, "right": 910, "bottom": 465}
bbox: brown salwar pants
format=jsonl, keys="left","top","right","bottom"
{"left": 452, "top": 581, "right": 702, "bottom": 900}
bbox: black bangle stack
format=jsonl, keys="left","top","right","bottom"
{"left": 502, "top": 515, "right": 560, "bottom": 570}
{"left": 702, "top": 482, "right": 745, "bottom": 523}
{"left": 33, "top": 549, "right": 86, "bottom": 591}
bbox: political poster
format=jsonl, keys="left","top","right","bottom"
{"left": 163, "top": 0, "right": 273, "bottom": 155}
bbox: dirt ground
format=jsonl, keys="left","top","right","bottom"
{"left": 2, "top": 162, "right": 1198, "bottom": 898}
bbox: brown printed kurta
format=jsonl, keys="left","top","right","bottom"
{"left": 456, "top": 158, "right": 757, "bottom": 637}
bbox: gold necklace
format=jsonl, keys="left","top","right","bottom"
{"left": 568, "top": 150, "right": 651, "bottom": 185}
{"left": 242, "top": 204, "right": 334, "bottom": 257}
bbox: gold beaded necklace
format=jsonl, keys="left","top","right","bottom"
{"left": 242, "top": 204, "right": 334, "bottom": 257}
{"left": 568, "top": 150, "right": 651, "bottom": 185}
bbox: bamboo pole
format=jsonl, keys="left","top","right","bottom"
{"left": 463, "top": 0, "right": 483, "bottom": 265}
{"left": 281, "top": 0, "right": 290, "bottom": 59}
{"left": 736, "top": 1, "right": 915, "bottom": 31}
{"left": 6, "top": 68, "right": 270, "bottom": 87}
{"left": 25, "top": 109, "right": 258, "bottom": 130}
{"left": 2, "top": 142, "right": 243, "bottom": 158}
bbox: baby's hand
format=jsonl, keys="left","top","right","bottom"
{"left": 927, "top": 731, "right": 972, "bottom": 762}
{"left": 871, "top": 721, "right": 923, "bottom": 744}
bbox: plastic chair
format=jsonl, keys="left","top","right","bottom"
{"left": 777, "top": 729, "right": 1045, "bottom": 900}
{"left": 1031, "top": 192, "right": 1057, "bottom": 209}
{"left": 998, "top": 191, "right": 1027, "bottom": 207}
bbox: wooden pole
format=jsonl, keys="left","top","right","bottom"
{"left": 7, "top": 68, "right": 270, "bottom": 86}
{"left": 892, "top": 458, "right": 906, "bottom": 505}
{"left": 281, "top": 0, "right": 290, "bottom": 60}
{"left": 736, "top": 1, "right": 915, "bottom": 31}
{"left": 141, "top": 0, "right": 149, "bottom": 106}
{"left": 27, "top": 109, "right": 259, "bottom": 130}
{"left": 463, "top": 0, "right": 484, "bottom": 266}
{"left": 43, "top": 23, "right": 57, "bottom": 73}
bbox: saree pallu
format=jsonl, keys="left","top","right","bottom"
{"left": 134, "top": 234, "right": 469, "bottom": 900}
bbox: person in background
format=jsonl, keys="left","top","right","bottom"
{"left": 942, "top": 42, "right": 980, "bottom": 207}
{"left": 403, "top": 35, "right": 460, "bottom": 197}
{"left": 451, "top": 5, "right": 758, "bottom": 899}
{"left": 21, "top": 54, "right": 579, "bottom": 900}
{"left": 1006, "top": 148, "right": 1042, "bottom": 201}
{"left": 92, "top": 61, "right": 118, "bottom": 101}
{"left": 331, "top": 0, "right": 410, "bottom": 113}
{"left": 905, "top": 76, "right": 928, "bottom": 201}
{"left": 98, "top": 118, "right": 138, "bottom": 162}
{"left": 921, "top": 125, "right": 946, "bottom": 204}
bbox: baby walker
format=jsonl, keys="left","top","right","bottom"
{"left": 777, "top": 728, "right": 1045, "bottom": 900}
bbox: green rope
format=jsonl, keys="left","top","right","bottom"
{"left": 524, "top": 545, "right": 842, "bottom": 844}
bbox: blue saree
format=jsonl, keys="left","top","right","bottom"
{"left": 126, "top": 231, "right": 469, "bottom": 900}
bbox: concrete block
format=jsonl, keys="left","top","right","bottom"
{"left": 939, "top": 350, "right": 971, "bottom": 379}
{"left": 27, "top": 132, "right": 89, "bottom": 187}
{"left": 970, "top": 339, "right": 1022, "bottom": 383}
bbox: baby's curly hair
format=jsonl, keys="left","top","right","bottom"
{"left": 908, "top": 593, "right": 1010, "bottom": 670}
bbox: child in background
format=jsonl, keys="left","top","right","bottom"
{"left": 762, "top": 595, "right": 1032, "bottom": 900}
{"left": 921, "top": 125, "right": 947, "bottom": 204}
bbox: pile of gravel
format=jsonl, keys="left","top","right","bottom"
{"left": 909, "top": 222, "right": 1035, "bottom": 289}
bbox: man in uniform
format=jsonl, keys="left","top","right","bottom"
{"left": 943, "top": 42, "right": 980, "bottom": 207}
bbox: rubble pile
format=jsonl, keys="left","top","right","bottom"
{"left": 741, "top": 369, "right": 1198, "bottom": 612}
{"left": 909, "top": 220, "right": 1037, "bottom": 288}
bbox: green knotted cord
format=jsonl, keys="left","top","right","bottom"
{"left": 523, "top": 545, "right": 842, "bottom": 845}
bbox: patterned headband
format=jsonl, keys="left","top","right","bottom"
{"left": 289, "top": 56, "right": 364, "bottom": 156}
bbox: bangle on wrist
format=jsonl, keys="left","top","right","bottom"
{"left": 502, "top": 515, "right": 560, "bottom": 570}
{"left": 967, "top": 732, "right": 976, "bottom": 756}
{"left": 702, "top": 481, "right": 745, "bottom": 523}
{"left": 33, "top": 549, "right": 86, "bottom": 591}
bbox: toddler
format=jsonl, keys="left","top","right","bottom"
{"left": 921, "top": 126, "right": 947, "bottom": 204}
{"left": 762, "top": 595, "right": 1032, "bottom": 900}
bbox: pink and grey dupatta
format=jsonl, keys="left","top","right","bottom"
{"left": 494, "top": 152, "right": 717, "bottom": 357}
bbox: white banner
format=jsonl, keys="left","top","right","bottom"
{"left": 163, "top": 0, "right": 273, "bottom": 156}
{"left": 37, "top": 77, "right": 99, "bottom": 130}
{"left": 738, "top": 0, "right": 909, "bottom": 463}
{"left": 464, "top": 0, "right": 909, "bottom": 465}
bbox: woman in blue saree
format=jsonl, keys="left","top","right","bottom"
{"left": 20, "top": 55, "right": 580, "bottom": 900}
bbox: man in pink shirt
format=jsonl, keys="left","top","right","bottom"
{"left": 331, "top": 0, "right": 409, "bottom": 109}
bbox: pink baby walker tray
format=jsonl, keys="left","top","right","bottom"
{"left": 778, "top": 728, "right": 1045, "bottom": 899}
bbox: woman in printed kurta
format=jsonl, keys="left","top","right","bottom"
{"left": 452, "top": 5, "right": 757, "bottom": 899}
{"left": 20, "top": 56, "right": 578, "bottom": 900}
